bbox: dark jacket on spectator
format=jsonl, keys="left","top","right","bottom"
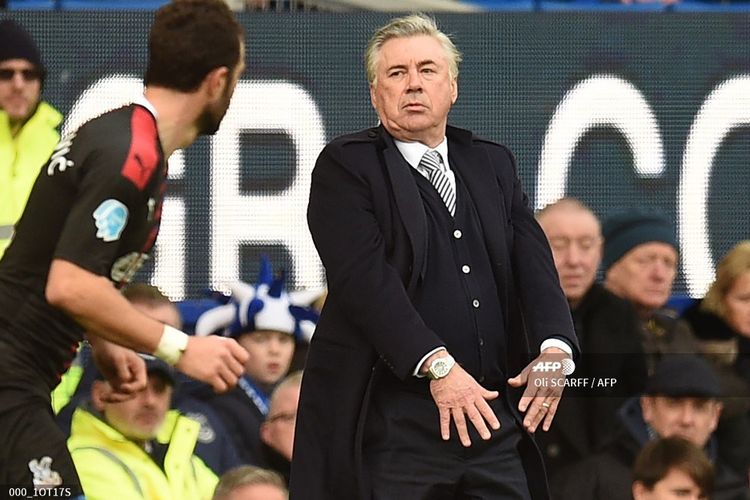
{"left": 172, "top": 381, "right": 244, "bottom": 475}
{"left": 186, "top": 376, "right": 268, "bottom": 466}
{"left": 538, "top": 283, "right": 647, "bottom": 480}
{"left": 550, "top": 397, "right": 749, "bottom": 500}
{"left": 259, "top": 442, "right": 291, "bottom": 485}
{"left": 641, "top": 308, "right": 700, "bottom": 375}
{"left": 681, "top": 300, "right": 750, "bottom": 473}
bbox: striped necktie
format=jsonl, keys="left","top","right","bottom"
{"left": 418, "top": 150, "right": 456, "bottom": 216}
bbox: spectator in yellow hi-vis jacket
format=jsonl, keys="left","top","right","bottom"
{"left": 0, "top": 20, "right": 62, "bottom": 257}
{"left": 68, "top": 354, "right": 218, "bottom": 500}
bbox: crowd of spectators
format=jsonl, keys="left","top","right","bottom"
{"left": 536, "top": 198, "right": 750, "bottom": 498}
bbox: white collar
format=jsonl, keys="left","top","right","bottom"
{"left": 394, "top": 137, "right": 449, "bottom": 170}
{"left": 134, "top": 95, "right": 158, "bottom": 119}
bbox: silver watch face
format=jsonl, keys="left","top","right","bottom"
{"left": 430, "top": 357, "right": 454, "bottom": 379}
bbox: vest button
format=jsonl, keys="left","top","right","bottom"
{"left": 453, "top": 229, "right": 462, "bottom": 239}
{"left": 462, "top": 265, "right": 470, "bottom": 274}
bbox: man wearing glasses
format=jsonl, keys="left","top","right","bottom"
{"left": 259, "top": 370, "right": 302, "bottom": 484}
{"left": 0, "top": 20, "right": 63, "bottom": 257}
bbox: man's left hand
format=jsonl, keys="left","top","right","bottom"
{"left": 507, "top": 347, "right": 569, "bottom": 433}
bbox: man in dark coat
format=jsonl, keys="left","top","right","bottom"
{"left": 536, "top": 198, "right": 647, "bottom": 479}
{"left": 291, "top": 14, "right": 579, "bottom": 500}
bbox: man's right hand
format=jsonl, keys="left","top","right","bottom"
{"left": 175, "top": 336, "right": 249, "bottom": 393}
{"left": 429, "top": 362, "right": 501, "bottom": 447}
{"left": 89, "top": 336, "right": 147, "bottom": 403}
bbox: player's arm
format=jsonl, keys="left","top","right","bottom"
{"left": 46, "top": 259, "right": 248, "bottom": 392}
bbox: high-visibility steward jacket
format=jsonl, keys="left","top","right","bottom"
{"left": 68, "top": 408, "right": 219, "bottom": 500}
{"left": 0, "top": 101, "right": 62, "bottom": 256}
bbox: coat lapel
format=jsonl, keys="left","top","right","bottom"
{"left": 447, "top": 129, "right": 505, "bottom": 235}
{"left": 379, "top": 129, "right": 427, "bottom": 294}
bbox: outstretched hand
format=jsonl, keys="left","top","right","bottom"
{"left": 507, "top": 347, "right": 569, "bottom": 433}
{"left": 430, "top": 363, "right": 501, "bottom": 447}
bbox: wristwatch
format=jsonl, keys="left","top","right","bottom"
{"left": 427, "top": 355, "right": 456, "bottom": 380}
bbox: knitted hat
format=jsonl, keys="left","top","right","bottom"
{"left": 601, "top": 209, "right": 677, "bottom": 271}
{"left": 644, "top": 355, "right": 722, "bottom": 399}
{"left": 0, "top": 20, "right": 45, "bottom": 78}
{"left": 194, "top": 256, "right": 320, "bottom": 342}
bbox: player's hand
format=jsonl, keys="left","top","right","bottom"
{"left": 175, "top": 336, "right": 248, "bottom": 393}
{"left": 508, "top": 347, "right": 568, "bottom": 434}
{"left": 89, "top": 337, "right": 147, "bottom": 402}
{"left": 430, "top": 363, "right": 500, "bottom": 447}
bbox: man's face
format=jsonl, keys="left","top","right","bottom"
{"left": 260, "top": 383, "right": 300, "bottom": 460}
{"left": 237, "top": 330, "right": 295, "bottom": 386}
{"left": 369, "top": 35, "right": 457, "bottom": 147}
{"left": 606, "top": 242, "right": 678, "bottom": 314}
{"left": 633, "top": 468, "right": 707, "bottom": 500}
{"left": 0, "top": 58, "right": 42, "bottom": 123}
{"left": 723, "top": 270, "right": 750, "bottom": 337}
{"left": 641, "top": 396, "right": 722, "bottom": 448}
{"left": 224, "top": 483, "right": 287, "bottom": 500}
{"left": 538, "top": 208, "right": 602, "bottom": 307}
{"left": 100, "top": 373, "right": 173, "bottom": 441}
{"left": 132, "top": 301, "right": 181, "bottom": 329}
{"left": 198, "top": 41, "right": 246, "bottom": 136}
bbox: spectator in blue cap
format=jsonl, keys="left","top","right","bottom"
{"left": 603, "top": 208, "right": 699, "bottom": 374}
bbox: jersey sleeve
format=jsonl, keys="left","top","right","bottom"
{"left": 53, "top": 142, "right": 149, "bottom": 279}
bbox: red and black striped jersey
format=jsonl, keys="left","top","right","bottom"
{"left": 0, "top": 103, "right": 167, "bottom": 392}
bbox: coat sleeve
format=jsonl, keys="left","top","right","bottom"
{"left": 307, "top": 144, "right": 444, "bottom": 379}
{"left": 500, "top": 145, "right": 579, "bottom": 356}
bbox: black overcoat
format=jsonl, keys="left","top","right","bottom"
{"left": 290, "top": 125, "right": 578, "bottom": 500}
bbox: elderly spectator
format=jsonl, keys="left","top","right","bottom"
{"left": 258, "top": 371, "right": 302, "bottom": 483}
{"left": 536, "top": 198, "right": 647, "bottom": 478}
{"left": 603, "top": 209, "right": 700, "bottom": 373}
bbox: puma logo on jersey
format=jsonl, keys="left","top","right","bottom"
{"left": 47, "top": 132, "right": 77, "bottom": 176}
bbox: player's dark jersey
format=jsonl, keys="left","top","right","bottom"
{"left": 0, "top": 103, "right": 166, "bottom": 397}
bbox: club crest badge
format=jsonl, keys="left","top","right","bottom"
{"left": 28, "top": 456, "right": 63, "bottom": 487}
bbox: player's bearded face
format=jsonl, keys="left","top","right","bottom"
{"left": 197, "top": 78, "right": 233, "bottom": 136}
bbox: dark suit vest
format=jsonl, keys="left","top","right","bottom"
{"left": 405, "top": 165, "right": 507, "bottom": 387}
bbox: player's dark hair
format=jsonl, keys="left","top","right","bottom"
{"left": 145, "top": 0, "right": 243, "bottom": 92}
